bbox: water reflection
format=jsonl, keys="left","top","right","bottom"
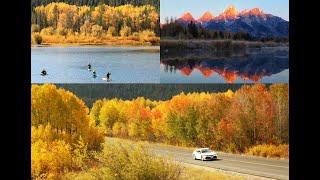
{"left": 160, "top": 47, "right": 289, "bottom": 83}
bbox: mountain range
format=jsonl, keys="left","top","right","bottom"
{"left": 175, "top": 5, "right": 289, "bottom": 38}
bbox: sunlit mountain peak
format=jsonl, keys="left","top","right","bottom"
{"left": 198, "top": 11, "right": 214, "bottom": 22}
{"left": 180, "top": 12, "right": 196, "bottom": 22}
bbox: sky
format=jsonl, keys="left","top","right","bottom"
{"left": 160, "top": 0, "right": 289, "bottom": 23}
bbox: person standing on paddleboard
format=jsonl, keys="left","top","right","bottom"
{"left": 106, "top": 72, "right": 111, "bottom": 81}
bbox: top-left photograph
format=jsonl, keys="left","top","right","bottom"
{"left": 31, "top": 0, "right": 160, "bottom": 83}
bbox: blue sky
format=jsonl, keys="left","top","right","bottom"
{"left": 160, "top": 0, "right": 289, "bottom": 23}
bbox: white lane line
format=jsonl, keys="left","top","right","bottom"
{"left": 221, "top": 158, "right": 289, "bottom": 169}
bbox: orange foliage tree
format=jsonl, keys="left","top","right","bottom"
{"left": 90, "top": 84, "right": 289, "bottom": 153}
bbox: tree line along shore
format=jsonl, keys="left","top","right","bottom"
{"left": 31, "top": 2, "right": 160, "bottom": 45}
{"left": 160, "top": 39, "right": 288, "bottom": 60}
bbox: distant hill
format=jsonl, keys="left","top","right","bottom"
{"left": 175, "top": 5, "right": 289, "bottom": 38}
{"left": 52, "top": 84, "right": 251, "bottom": 107}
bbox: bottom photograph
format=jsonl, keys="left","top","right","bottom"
{"left": 31, "top": 83, "right": 289, "bottom": 180}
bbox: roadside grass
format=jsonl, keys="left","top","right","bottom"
{"left": 245, "top": 144, "right": 289, "bottom": 159}
{"left": 63, "top": 141, "right": 182, "bottom": 180}
{"left": 106, "top": 137, "right": 289, "bottom": 160}
{"left": 63, "top": 139, "right": 245, "bottom": 180}
{"left": 181, "top": 166, "right": 245, "bottom": 180}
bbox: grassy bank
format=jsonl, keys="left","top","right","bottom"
{"left": 161, "top": 39, "right": 287, "bottom": 49}
{"left": 32, "top": 33, "right": 160, "bottom": 46}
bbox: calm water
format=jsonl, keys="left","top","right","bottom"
{"left": 32, "top": 46, "right": 160, "bottom": 83}
{"left": 160, "top": 47, "right": 289, "bottom": 84}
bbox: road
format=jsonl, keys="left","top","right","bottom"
{"left": 106, "top": 138, "right": 289, "bottom": 180}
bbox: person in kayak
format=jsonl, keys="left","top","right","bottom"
{"left": 41, "top": 69, "right": 47, "bottom": 76}
{"left": 88, "top": 63, "right": 91, "bottom": 71}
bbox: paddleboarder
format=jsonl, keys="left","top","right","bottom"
{"left": 41, "top": 69, "right": 47, "bottom": 76}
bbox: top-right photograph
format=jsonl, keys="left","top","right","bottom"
{"left": 160, "top": 0, "right": 289, "bottom": 84}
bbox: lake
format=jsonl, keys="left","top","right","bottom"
{"left": 32, "top": 46, "right": 160, "bottom": 83}
{"left": 160, "top": 47, "right": 289, "bottom": 84}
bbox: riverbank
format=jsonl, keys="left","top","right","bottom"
{"left": 32, "top": 34, "right": 160, "bottom": 47}
{"left": 161, "top": 39, "right": 288, "bottom": 49}
{"left": 32, "top": 43, "right": 160, "bottom": 47}
{"left": 161, "top": 39, "right": 288, "bottom": 60}
{"left": 32, "top": 44, "right": 160, "bottom": 51}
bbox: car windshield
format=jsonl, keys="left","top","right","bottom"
{"left": 201, "top": 149, "right": 212, "bottom": 153}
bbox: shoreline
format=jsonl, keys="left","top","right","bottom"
{"left": 161, "top": 39, "right": 289, "bottom": 48}
{"left": 161, "top": 39, "right": 288, "bottom": 60}
{"left": 32, "top": 43, "right": 160, "bottom": 47}
{"left": 31, "top": 43, "right": 160, "bottom": 52}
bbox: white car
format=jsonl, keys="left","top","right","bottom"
{"left": 192, "top": 148, "right": 218, "bottom": 161}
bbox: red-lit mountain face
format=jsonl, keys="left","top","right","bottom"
{"left": 198, "top": 11, "right": 214, "bottom": 23}
{"left": 240, "top": 8, "right": 265, "bottom": 17}
{"left": 174, "top": 5, "right": 289, "bottom": 38}
{"left": 177, "top": 6, "right": 266, "bottom": 23}
{"left": 215, "top": 5, "right": 239, "bottom": 21}
{"left": 179, "top": 12, "right": 196, "bottom": 22}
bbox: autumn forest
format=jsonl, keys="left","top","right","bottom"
{"left": 31, "top": 2, "right": 160, "bottom": 45}
{"left": 32, "top": 84, "right": 288, "bottom": 179}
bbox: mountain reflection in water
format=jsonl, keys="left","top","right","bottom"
{"left": 160, "top": 48, "right": 289, "bottom": 83}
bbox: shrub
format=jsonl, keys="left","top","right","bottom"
{"left": 99, "top": 142, "right": 182, "bottom": 180}
{"left": 31, "top": 140, "right": 73, "bottom": 179}
{"left": 106, "top": 26, "right": 116, "bottom": 37}
{"left": 120, "top": 26, "right": 131, "bottom": 37}
{"left": 128, "top": 32, "right": 140, "bottom": 41}
{"left": 246, "top": 144, "right": 289, "bottom": 158}
{"left": 31, "top": 124, "right": 55, "bottom": 144}
{"left": 80, "top": 20, "right": 92, "bottom": 36}
{"left": 31, "top": 24, "right": 40, "bottom": 33}
{"left": 32, "top": 33, "right": 43, "bottom": 44}
{"left": 139, "top": 30, "right": 156, "bottom": 42}
{"left": 57, "top": 27, "right": 67, "bottom": 36}
{"left": 40, "top": 27, "right": 54, "bottom": 36}
{"left": 63, "top": 142, "right": 182, "bottom": 180}
{"left": 112, "top": 122, "right": 127, "bottom": 137}
{"left": 91, "top": 25, "right": 103, "bottom": 38}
